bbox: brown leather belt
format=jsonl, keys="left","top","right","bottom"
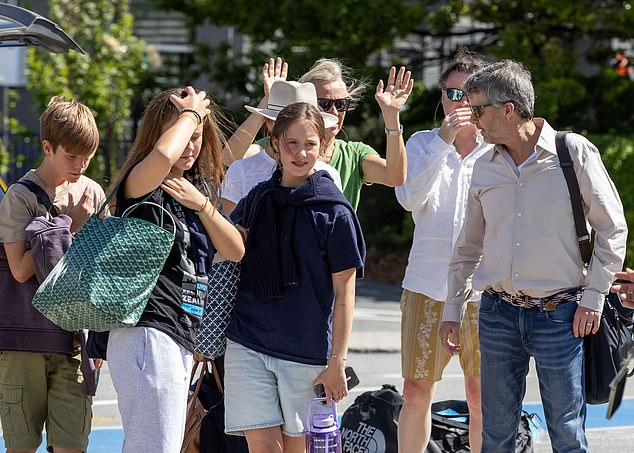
{"left": 484, "top": 288, "right": 582, "bottom": 311}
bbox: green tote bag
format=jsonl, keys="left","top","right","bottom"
{"left": 32, "top": 192, "right": 175, "bottom": 332}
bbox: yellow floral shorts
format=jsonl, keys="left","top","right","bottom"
{"left": 401, "top": 289, "right": 480, "bottom": 381}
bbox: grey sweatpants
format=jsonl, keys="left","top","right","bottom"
{"left": 108, "top": 326, "right": 193, "bottom": 453}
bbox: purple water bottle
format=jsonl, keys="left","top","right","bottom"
{"left": 305, "top": 397, "right": 342, "bottom": 453}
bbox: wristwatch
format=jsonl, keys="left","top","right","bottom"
{"left": 385, "top": 125, "right": 403, "bottom": 136}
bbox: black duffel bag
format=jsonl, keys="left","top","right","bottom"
{"left": 340, "top": 384, "right": 403, "bottom": 453}
{"left": 424, "top": 400, "right": 535, "bottom": 453}
{"left": 197, "top": 358, "right": 249, "bottom": 453}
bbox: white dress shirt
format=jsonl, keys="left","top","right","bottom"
{"left": 395, "top": 128, "right": 492, "bottom": 301}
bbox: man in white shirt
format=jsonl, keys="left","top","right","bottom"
{"left": 395, "top": 51, "right": 491, "bottom": 453}
{"left": 440, "top": 60, "right": 627, "bottom": 452}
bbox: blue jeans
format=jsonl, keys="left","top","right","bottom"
{"left": 478, "top": 290, "right": 587, "bottom": 453}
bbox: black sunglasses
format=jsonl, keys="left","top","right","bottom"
{"left": 445, "top": 88, "right": 465, "bottom": 101}
{"left": 317, "top": 98, "right": 351, "bottom": 112}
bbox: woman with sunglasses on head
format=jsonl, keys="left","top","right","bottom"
{"left": 395, "top": 48, "right": 491, "bottom": 453}
{"left": 224, "top": 57, "right": 413, "bottom": 211}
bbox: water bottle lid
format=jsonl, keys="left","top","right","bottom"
{"left": 312, "top": 413, "right": 335, "bottom": 428}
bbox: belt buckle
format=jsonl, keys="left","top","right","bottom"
{"left": 544, "top": 300, "right": 557, "bottom": 311}
{"left": 522, "top": 295, "right": 529, "bottom": 309}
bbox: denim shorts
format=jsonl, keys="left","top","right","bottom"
{"left": 224, "top": 339, "right": 325, "bottom": 437}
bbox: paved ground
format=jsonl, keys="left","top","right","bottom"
{"left": 2, "top": 279, "right": 633, "bottom": 451}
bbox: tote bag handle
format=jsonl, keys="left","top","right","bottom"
{"left": 121, "top": 201, "right": 177, "bottom": 236}
{"left": 96, "top": 178, "right": 177, "bottom": 236}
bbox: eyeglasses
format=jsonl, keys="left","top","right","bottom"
{"left": 469, "top": 103, "right": 494, "bottom": 119}
{"left": 445, "top": 88, "right": 465, "bottom": 101}
{"left": 317, "top": 98, "right": 351, "bottom": 112}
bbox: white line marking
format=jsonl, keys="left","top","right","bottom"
{"left": 93, "top": 399, "right": 118, "bottom": 406}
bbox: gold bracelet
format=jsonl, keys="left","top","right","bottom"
{"left": 195, "top": 197, "right": 209, "bottom": 215}
{"left": 330, "top": 354, "right": 347, "bottom": 361}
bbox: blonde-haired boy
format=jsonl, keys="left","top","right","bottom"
{"left": 0, "top": 97, "right": 106, "bottom": 453}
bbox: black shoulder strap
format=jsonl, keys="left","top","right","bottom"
{"left": 15, "top": 180, "right": 60, "bottom": 217}
{"left": 554, "top": 131, "right": 592, "bottom": 266}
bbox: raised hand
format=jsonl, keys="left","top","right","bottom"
{"left": 66, "top": 186, "right": 94, "bottom": 234}
{"left": 169, "top": 86, "right": 211, "bottom": 122}
{"left": 439, "top": 107, "right": 474, "bottom": 145}
{"left": 262, "top": 57, "right": 288, "bottom": 97}
{"left": 375, "top": 66, "right": 414, "bottom": 113}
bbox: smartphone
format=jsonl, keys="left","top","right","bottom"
{"left": 313, "top": 365, "right": 360, "bottom": 397}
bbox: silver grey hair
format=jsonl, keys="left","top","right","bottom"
{"left": 463, "top": 59, "right": 534, "bottom": 119}
{"left": 298, "top": 58, "right": 366, "bottom": 107}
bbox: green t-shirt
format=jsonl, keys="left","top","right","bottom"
{"left": 329, "top": 139, "right": 378, "bottom": 210}
{"left": 255, "top": 137, "right": 378, "bottom": 210}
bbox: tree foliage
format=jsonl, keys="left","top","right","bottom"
{"left": 154, "top": 0, "right": 421, "bottom": 60}
{"left": 153, "top": 0, "right": 422, "bottom": 108}
{"left": 27, "top": 0, "right": 147, "bottom": 185}
{"left": 152, "top": 0, "right": 634, "bottom": 273}
{"left": 407, "top": 0, "right": 634, "bottom": 132}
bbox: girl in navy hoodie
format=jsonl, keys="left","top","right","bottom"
{"left": 224, "top": 102, "right": 365, "bottom": 453}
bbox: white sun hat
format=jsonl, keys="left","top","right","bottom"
{"left": 245, "top": 80, "right": 338, "bottom": 128}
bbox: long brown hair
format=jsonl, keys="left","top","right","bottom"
{"left": 110, "top": 88, "right": 227, "bottom": 208}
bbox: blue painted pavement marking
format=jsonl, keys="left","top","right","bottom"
{"left": 523, "top": 398, "right": 634, "bottom": 430}
{"left": 3, "top": 399, "right": 632, "bottom": 451}
{"left": 0, "top": 428, "right": 124, "bottom": 452}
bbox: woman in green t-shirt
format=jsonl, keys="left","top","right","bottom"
{"left": 298, "top": 58, "right": 413, "bottom": 210}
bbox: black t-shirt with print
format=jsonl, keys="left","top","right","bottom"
{"left": 117, "top": 185, "right": 203, "bottom": 352}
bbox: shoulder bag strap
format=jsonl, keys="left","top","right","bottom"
{"left": 555, "top": 131, "right": 592, "bottom": 267}
{"left": 15, "top": 180, "right": 60, "bottom": 217}
{"left": 186, "top": 361, "right": 207, "bottom": 414}
{"left": 211, "top": 359, "right": 224, "bottom": 395}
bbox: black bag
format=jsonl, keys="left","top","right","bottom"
{"left": 198, "top": 357, "right": 249, "bottom": 453}
{"left": 340, "top": 384, "right": 403, "bottom": 453}
{"left": 584, "top": 292, "right": 634, "bottom": 404}
{"left": 423, "top": 400, "right": 534, "bottom": 453}
{"left": 555, "top": 131, "right": 634, "bottom": 405}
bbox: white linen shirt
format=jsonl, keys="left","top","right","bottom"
{"left": 222, "top": 148, "right": 342, "bottom": 204}
{"left": 395, "top": 129, "right": 492, "bottom": 302}
{"left": 443, "top": 119, "right": 628, "bottom": 322}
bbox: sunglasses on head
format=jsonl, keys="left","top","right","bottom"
{"left": 445, "top": 88, "right": 465, "bottom": 101}
{"left": 317, "top": 98, "right": 351, "bottom": 112}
